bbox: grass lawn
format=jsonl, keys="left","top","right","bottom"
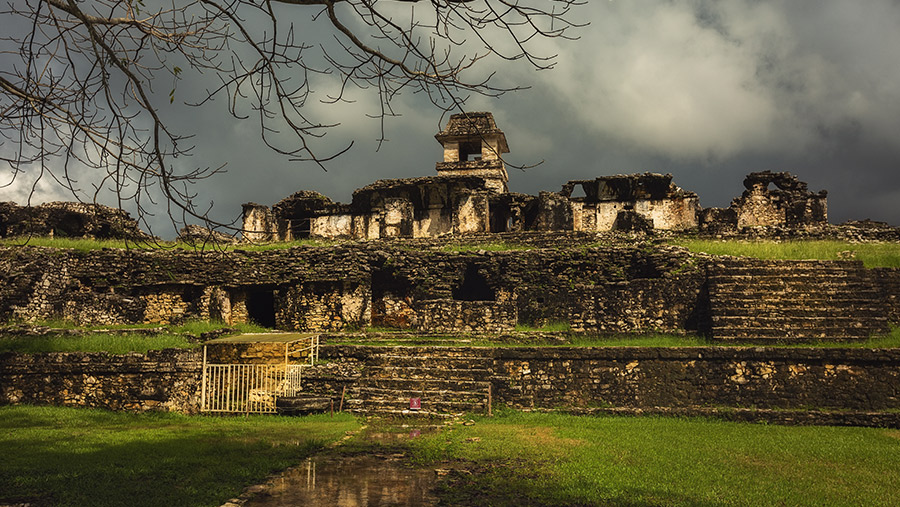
{"left": 326, "top": 327, "right": 900, "bottom": 349}
{"left": 400, "top": 411, "right": 900, "bottom": 506}
{"left": 0, "top": 406, "right": 359, "bottom": 507}
{"left": 0, "top": 319, "right": 269, "bottom": 354}
{"left": 672, "top": 239, "right": 900, "bottom": 268}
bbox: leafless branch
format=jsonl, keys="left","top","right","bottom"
{"left": 0, "top": 0, "right": 584, "bottom": 234}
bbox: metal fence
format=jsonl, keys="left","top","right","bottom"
{"left": 200, "top": 335, "right": 319, "bottom": 414}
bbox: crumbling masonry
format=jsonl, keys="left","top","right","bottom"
{"left": 241, "top": 112, "right": 828, "bottom": 241}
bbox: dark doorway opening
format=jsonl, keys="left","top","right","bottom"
{"left": 452, "top": 264, "right": 495, "bottom": 301}
{"left": 291, "top": 218, "right": 311, "bottom": 239}
{"left": 246, "top": 288, "right": 276, "bottom": 328}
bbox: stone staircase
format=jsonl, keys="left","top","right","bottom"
{"left": 707, "top": 258, "right": 890, "bottom": 341}
{"left": 344, "top": 347, "right": 493, "bottom": 417}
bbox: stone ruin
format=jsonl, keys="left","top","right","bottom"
{"left": 0, "top": 201, "right": 149, "bottom": 240}
{"left": 699, "top": 171, "right": 828, "bottom": 234}
{"left": 242, "top": 112, "right": 829, "bottom": 241}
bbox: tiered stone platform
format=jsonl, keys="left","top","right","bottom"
{"left": 708, "top": 258, "right": 890, "bottom": 341}
{"left": 341, "top": 347, "right": 492, "bottom": 417}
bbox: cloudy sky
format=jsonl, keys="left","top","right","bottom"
{"left": 5, "top": 0, "right": 900, "bottom": 235}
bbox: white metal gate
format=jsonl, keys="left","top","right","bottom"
{"left": 200, "top": 335, "right": 319, "bottom": 414}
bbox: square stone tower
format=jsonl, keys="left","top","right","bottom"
{"left": 434, "top": 112, "right": 510, "bottom": 193}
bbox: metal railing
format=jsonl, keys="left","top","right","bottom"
{"left": 201, "top": 334, "right": 320, "bottom": 413}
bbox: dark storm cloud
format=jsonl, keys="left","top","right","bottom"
{"left": 5, "top": 0, "right": 900, "bottom": 234}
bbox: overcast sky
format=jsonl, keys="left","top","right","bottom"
{"left": 5, "top": 0, "right": 900, "bottom": 235}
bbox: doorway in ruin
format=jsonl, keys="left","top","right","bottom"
{"left": 246, "top": 288, "right": 276, "bottom": 328}
{"left": 290, "top": 218, "right": 311, "bottom": 240}
{"left": 371, "top": 269, "right": 413, "bottom": 328}
{"left": 452, "top": 264, "right": 496, "bottom": 301}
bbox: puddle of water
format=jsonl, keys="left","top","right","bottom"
{"left": 244, "top": 455, "right": 439, "bottom": 507}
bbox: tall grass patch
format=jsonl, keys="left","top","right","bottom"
{"left": 0, "top": 405, "right": 358, "bottom": 507}
{"left": 407, "top": 411, "right": 900, "bottom": 506}
{"left": 673, "top": 239, "right": 900, "bottom": 268}
{"left": 0, "top": 333, "right": 195, "bottom": 354}
{"left": 0, "top": 319, "right": 269, "bottom": 354}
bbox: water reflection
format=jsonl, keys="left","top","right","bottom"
{"left": 244, "top": 454, "right": 439, "bottom": 507}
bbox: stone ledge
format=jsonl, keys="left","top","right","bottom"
{"left": 532, "top": 406, "right": 900, "bottom": 429}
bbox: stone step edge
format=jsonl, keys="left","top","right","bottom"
{"left": 525, "top": 406, "right": 900, "bottom": 429}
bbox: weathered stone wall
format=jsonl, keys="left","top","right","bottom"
{"left": 277, "top": 281, "right": 371, "bottom": 331}
{"left": 873, "top": 268, "right": 900, "bottom": 323}
{"left": 0, "top": 201, "right": 149, "bottom": 240}
{"left": 412, "top": 300, "right": 517, "bottom": 333}
{"left": 316, "top": 345, "right": 900, "bottom": 416}
{"left": 206, "top": 342, "right": 315, "bottom": 365}
{"left": 0, "top": 349, "right": 202, "bottom": 412}
{"left": 568, "top": 275, "right": 704, "bottom": 333}
{"left": 490, "top": 347, "right": 900, "bottom": 412}
{"left": 2, "top": 345, "right": 898, "bottom": 421}
{"left": 241, "top": 203, "right": 275, "bottom": 242}
{"left": 1, "top": 238, "right": 895, "bottom": 338}
{"left": 700, "top": 171, "right": 828, "bottom": 233}
{"left": 0, "top": 241, "right": 705, "bottom": 335}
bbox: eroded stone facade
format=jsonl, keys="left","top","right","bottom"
{"left": 3, "top": 238, "right": 896, "bottom": 340}
{"left": 243, "top": 114, "right": 830, "bottom": 241}
{"left": 0, "top": 201, "right": 149, "bottom": 240}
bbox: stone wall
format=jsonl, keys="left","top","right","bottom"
{"left": 0, "top": 241, "right": 705, "bottom": 335}
{"left": 2, "top": 345, "right": 898, "bottom": 423}
{"left": 314, "top": 345, "right": 900, "bottom": 418}
{"left": 0, "top": 349, "right": 202, "bottom": 412}
{"left": 873, "top": 268, "right": 900, "bottom": 323}
{"left": 412, "top": 300, "right": 517, "bottom": 333}
{"left": 1, "top": 238, "right": 896, "bottom": 339}
{"left": 206, "top": 341, "right": 315, "bottom": 365}
{"left": 490, "top": 347, "right": 900, "bottom": 412}
{"left": 0, "top": 201, "right": 149, "bottom": 240}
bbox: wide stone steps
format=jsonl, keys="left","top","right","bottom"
{"left": 364, "top": 365, "right": 494, "bottom": 381}
{"left": 711, "top": 306, "right": 886, "bottom": 318}
{"left": 366, "top": 355, "right": 493, "bottom": 369}
{"left": 711, "top": 315, "right": 873, "bottom": 327}
{"left": 713, "top": 327, "right": 874, "bottom": 340}
{"left": 708, "top": 278, "right": 876, "bottom": 289}
{"left": 344, "top": 397, "right": 486, "bottom": 416}
{"left": 343, "top": 351, "right": 494, "bottom": 416}
{"left": 359, "top": 377, "right": 490, "bottom": 392}
{"left": 707, "top": 259, "right": 888, "bottom": 341}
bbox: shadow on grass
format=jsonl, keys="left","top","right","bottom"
{"left": 0, "top": 407, "right": 356, "bottom": 507}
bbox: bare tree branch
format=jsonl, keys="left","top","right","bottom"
{"left": 0, "top": 0, "right": 585, "bottom": 234}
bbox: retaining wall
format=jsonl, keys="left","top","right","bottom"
{"left": 3, "top": 345, "right": 899, "bottom": 424}
{"left": 0, "top": 349, "right": 202, "bottom": 412}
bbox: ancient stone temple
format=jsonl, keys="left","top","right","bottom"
{"left": 242, "top": 112, "right": 828, "bottom": 241}
{"left": 434, "top": 111, "right": 510, "bottom": 193}
{"left": 699, "top": 171, "right": 828, "bottom": 234}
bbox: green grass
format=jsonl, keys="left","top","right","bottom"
{"left": 0, "top": 333, "right": 196, "bottom": 354}
{"left": 0, "top": 236, "right": 333, "bottom": 252}
{"left": 0, "top": 405, "right": 358, "bottom": 507}
{"left": 325, "top": 329, "right": 900, "bottom": 348}
{"left": 402, "top": 411, "right": 900, "bottom": 506}
{"left": 0, "top": 319, "right": 270, "bottom": 354}
{"left": 441, "top": 241, "right": 532, "bottom": 252}
{"left": 513, "top": 321, "right": 571, "bottom": 332}
{"left": 672, "top": 239, "right": 900, "bottom": 268}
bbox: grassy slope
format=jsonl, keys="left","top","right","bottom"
{"left": 673, "top": 239, "right": 900, "bottom": 268}
{"left": 405, "top": 411, "right": 900, "bottom": 507}
{"left": 0, "top": 406, "right": 358, "bottom": 507}
{"left": 0, "top": 320, "right": 268, "bottom": 354}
